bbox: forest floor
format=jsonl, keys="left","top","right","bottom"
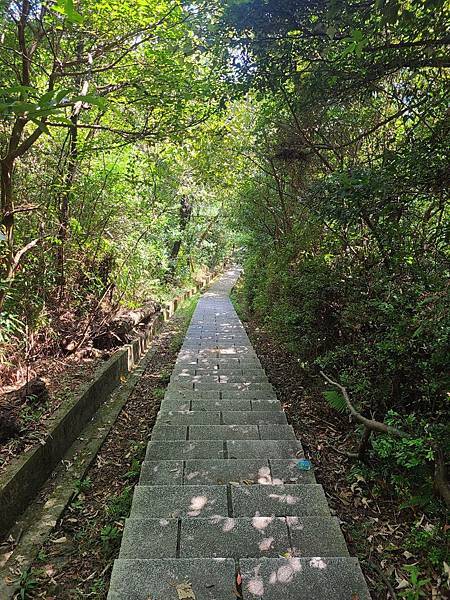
{"left": 14, "top": 296, "right": 198, "bottom": 599}
{"left": 231, "top": 285, "right": 448, "bottom": 600}
{"left": 0, "top": 351, "right": 108, "bottom": 473}
{"left": 1, "top": 287, "right": 174, "bottom": 471}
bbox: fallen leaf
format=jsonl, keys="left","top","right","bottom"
{"left": 236, "top": 573, "right": 242, "bottom": 586}
{"left": 44, "top": 565, "right": 55, "bottom": 577}
{"left": 175, "top": 582, "right": 196, "bottom": 599}
{"left": 0, "top": 552, "right": 13, "bottom": 568}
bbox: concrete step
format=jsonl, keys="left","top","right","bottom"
{"left": 183, "top": 459, "right": 274, "bottom": 485}
{"left": 190, "top": 425, "right": 260, "bottom": 439}
{"left": 130, "top": 485, "right": 228, "bottom": 518}
{"left": 108, "top": 558, "right": 236, "bottom": 599}
{"left": 130, "top": 483, "right": 328, "bottom": 518}
{"left": 119, "top": 515, "right": 349, "bottom": 559}
{"left": 171, "top": 367, "right": 266, "bottom": 376}
{"left": 226, "top": 439, "right": 303, "bottom": 459}
{"left": 258, "top": 425, "right": 295, "bottom": 439}
{"left": 163, "top": 390, "right": 279, "bottom": 401}
{"left": 239, "top": 557, "right": 371, "bottom": 599}
{"left": 139, "top": 460, "right": 184, "bottom": 485}
{"left": 166, "top": 383, "right": 275, "bottom": 393}
{"left": 108, "top": 557, "right": 370, "bottom": 599}
{"left": 156, "top": 410, "right": 222, "bottom": 425}
{"left": 270, "top": 459, "right": 317, "bottom": 484}
{"left": 150, "top": 424, "right": 296, "bottom": 441}
{"left": 230, "top": 483, "right": 330, "bottom": 517}
{"left": 145, "top": 439, "right": 302, "bottom": 460}
{"left": 145, "top": 440, "right": 225, "bottom": 460}
{"left": 181, "top": 515, "right": 348, "bottom": 559}
{"left": 223, "top": 411, "right": 287, "bottom": 423}
{"left": 159, "top": 398, "right": 192, "bottom": 411}
{"left": 151, "top": 424, "right": 260, "bottom": 441}
{"left": 223, "top": 392, "right": 278, "bottom": 400}
{"left": 170, "top": 374, "right": 269, "bottom": 383}
{"left": 151, "top": 425, "right": 188, "bottom": 440}
{"left": 163, "top": 390, "right": 222, "bottom": 400}
{"left": 139, "top": 459, "right": 316, "bottom": 486}
{"left": 165, "top": 399, "right": 282, "bottom": 412}
{"left": 192, "top": 399, "right": 252, "bottom": 410}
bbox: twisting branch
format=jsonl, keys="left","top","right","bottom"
{"left": 11, "top": 235, "right": 49, "bottom": 273}
{"left": 320, "top": 371, "right": 450, "bottom": 508}
{"left": 320, "top": 371, "right": 409, "bottom": 438}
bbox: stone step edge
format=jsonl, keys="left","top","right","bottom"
{"left": 108, "top": 557, "right": 370, "bottom": 599}
{"left": 118, "top": 517, "right": 350, "bottom": 560}
{"left": 138, "top": 458, "right": 317, "bottom": 485}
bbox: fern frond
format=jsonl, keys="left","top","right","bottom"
{"left": 323, "top": 389, "right": 347, "bottom": 413}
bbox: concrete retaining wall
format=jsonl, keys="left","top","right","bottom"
{"left": 0, "top": 275, "right": 213, "bottom": 539}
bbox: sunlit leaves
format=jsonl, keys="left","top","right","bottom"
{"left": 52, "top": 0, "right": 84, "bottom": 24}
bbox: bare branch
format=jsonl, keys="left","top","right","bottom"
{"left": 320, "top": 371, "right": 409, "bottom": 438}
{"left": 11, "top": 235, "right": 48, "bottom": 273}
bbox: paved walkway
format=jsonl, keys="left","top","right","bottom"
{"left": 108, "top": 270, "right": 370, "bottom": 599}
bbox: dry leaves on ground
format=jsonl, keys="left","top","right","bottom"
{"left": 175, "top": 580, "right": 196, "bottom": 599}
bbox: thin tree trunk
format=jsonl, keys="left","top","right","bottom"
{"left": 57, "top": 41, "right": 84, "bottom": 299}
{"left": 168, "top": 195, "right": 192, "bottom": 276}
{"left": 0, "top": 158, "right": 15, "bottom": 312}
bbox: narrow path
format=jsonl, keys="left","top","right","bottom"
{"left": 108, "top": 269, "right": 370, "bottom": 599}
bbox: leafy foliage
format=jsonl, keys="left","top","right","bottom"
{"left": 0, "top": 0, "right": 238, "bottom": 374}
{"left": 216, "top": 4, "right": 449, "bottom": 591}
{"left": 323, "top": 390, "right": 347, "bottom": 414}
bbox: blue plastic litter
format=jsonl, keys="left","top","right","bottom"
{"left": 297, "top": 459, "right": 312, "bottom": 471}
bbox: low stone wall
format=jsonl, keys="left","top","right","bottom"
{"left": 0, "top": 275, "right": 213, "bottom": 539}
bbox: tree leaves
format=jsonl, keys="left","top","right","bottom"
{"left": 53, "top": 0, "right": 84, "bottom": 24}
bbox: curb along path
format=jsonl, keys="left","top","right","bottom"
{"left": 108, "top": 269, "right": 371, "bottom": 599}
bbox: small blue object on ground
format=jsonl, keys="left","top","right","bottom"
{"left": 297, "top": 459, "right": 312, "bottom": 471}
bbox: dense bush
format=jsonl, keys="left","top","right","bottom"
{"left": 221, "top": 0, "right": 449, "bottom": 511}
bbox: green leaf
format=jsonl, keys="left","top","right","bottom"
{"left": 9, "top": 101, "right": 39, "bottom": 114}
{"left": 71, "top": 94, "right": 107, "bottom": 109}
{"left": 37, "top": 90, "right": 58, "bottom": 107}
{"left": 50, "top": 115, "right": 75, "bottom": 126}
{"left": 0, "top": 85, "right": 34, "bottom": 98}
{"left": 323, "top": 390, "right": 347, "bottom": 413}
{"left": 54, "top": 89, "right": 72, "bottom": 104}
{"left": 53, "top": 0, "right": 84, "bottom": 24}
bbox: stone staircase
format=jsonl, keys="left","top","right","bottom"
{"left": 108, "top": 269, "right": 371, "bottom": 599}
